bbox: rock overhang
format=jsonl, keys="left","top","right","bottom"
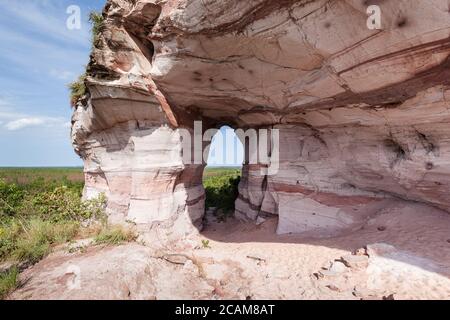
{"left": 72, "top": 0, "right": 450, "bottom": 241}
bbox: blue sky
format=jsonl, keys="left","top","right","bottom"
{"left": 208, "top": 126, "right": 244, "bottom": 167}
{"left": 0, "top": 0, "right": 242, "bottom": 167}
{"left": 0, "top": 0, "right": 105, "bottom": 166}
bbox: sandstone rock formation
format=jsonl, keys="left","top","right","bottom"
{"left": 11, "top": 201, "right": 450, "bottom": 300}
{"left": 72, "top": 0, "right": 450, "bottom": 241}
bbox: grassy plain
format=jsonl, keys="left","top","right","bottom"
{"left": 0, "top": 166, "right": 241, "bottom": 298}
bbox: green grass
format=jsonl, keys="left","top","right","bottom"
{"left": 203, "top": 167, "right": 241, "bottom": 218}
{"left": 0, "top": 168, "right": 105, "bottom": 270}
{"left": 203, "top": 167, "right": 241, "bottom": 178}
{"left": 9, "top": 219, "right": 80, "bottom": 264}
{"left": 68, "top": 74, "right": 87, "bottom": 107}
{"left": 0, "top": 167, "right": 84, "bottom": 185}
{"left": 201, "top": 239, "right": 211, "bottom": 249}
{"left": 0, "top": 166, "right": 241, "bottom": 297}
{"left": 89, "top": 11, "right": 104, "bottom": 43}
{"left": 94, "top": 225, "right": 137, "bottom": 246}
{"left": 0, "top": 267, "right": 18, "bottom": 300}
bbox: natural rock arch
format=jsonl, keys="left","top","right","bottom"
{"left": 72, "top": 0, "right": 450, "bottom": 244}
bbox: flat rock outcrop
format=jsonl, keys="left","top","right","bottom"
{"left": 10, "top": 200, "right": 450, "bottom": 300}
{"left": 72, "top": 0, "right": 450, "bottom": 241}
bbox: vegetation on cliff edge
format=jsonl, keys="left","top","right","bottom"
{"left": 68, "top": 11, "right": 104, "bottom": 107}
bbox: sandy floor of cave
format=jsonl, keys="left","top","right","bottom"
{"left": 9, "top": 199, "right": 450, "bottom": 300}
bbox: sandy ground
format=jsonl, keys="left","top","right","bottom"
{"left": 9, "top": 199, "right": 450, "bottom": 300}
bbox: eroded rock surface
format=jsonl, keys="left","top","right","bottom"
{"left": 10, "top": 200, "right": 450, "bottom": 300}
{"left": 72, "top": 0, "right": 450, "bottom": 240}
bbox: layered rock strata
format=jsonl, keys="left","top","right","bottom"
{"left": 72, "top": 0, "right": 450, "bottom": 240}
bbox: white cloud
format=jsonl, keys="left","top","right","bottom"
{"left": 5, "top": 117, "right": 46, "bottom": 130}
{"left": 4, "top": 116, "right": 68, "bottom": 131}
{"left": 0, "top": 99, "right": 69, "bottom": 131}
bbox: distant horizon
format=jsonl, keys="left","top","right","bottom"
{"left": 0, "top": 165, "right": 243, "bottom": 169}
{"left": 0, "top": 166, "right": 84, "bottom": 169}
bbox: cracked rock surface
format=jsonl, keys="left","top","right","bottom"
{"left": 10, "top": 200, "right": 450, "bottom": 300}
{"left": 72, "top": 0, "right": 450, "bottom": 240}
